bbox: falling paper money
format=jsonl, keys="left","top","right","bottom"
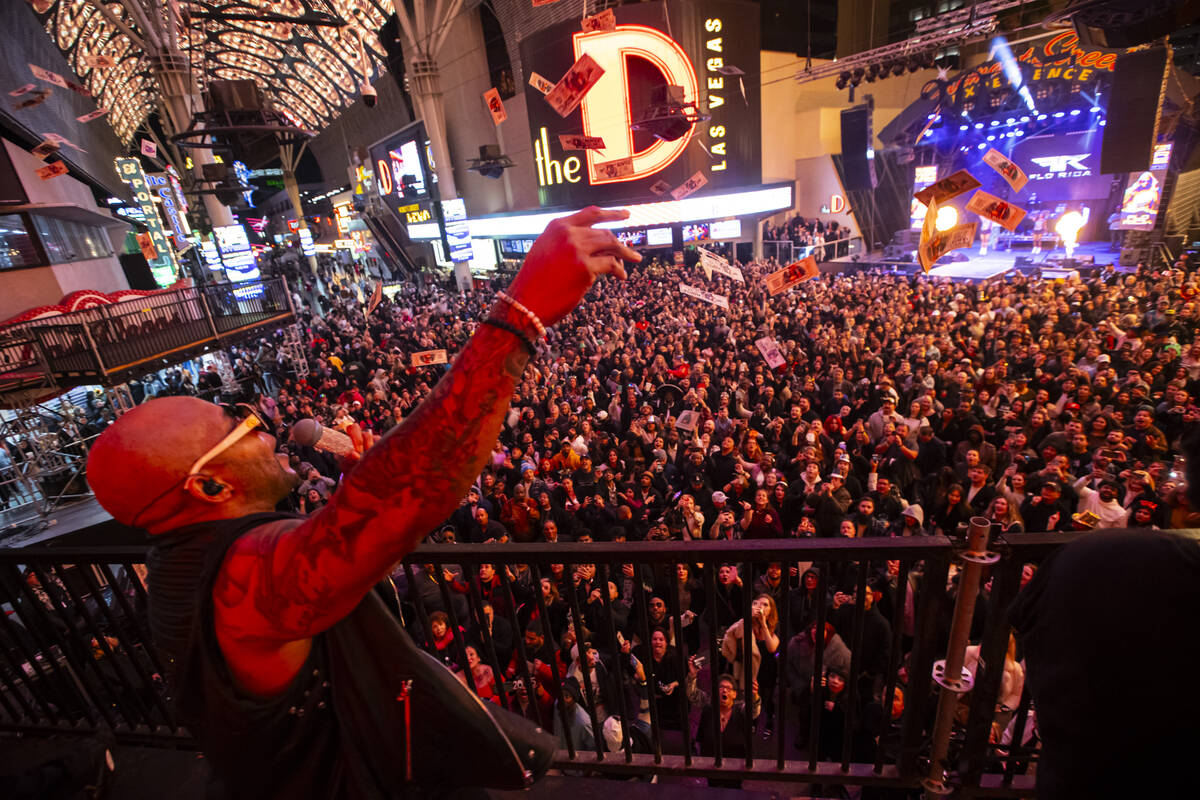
{"left": 913, "top": 169, "right": 980, "bottom": 206}
{"left": 483, "top": 87, "right": 507, "bottom": 125}
{"left": 918, "top": 197, "right": 939, "bottom": 272}
{"left": 42, "top": 133, "right": 86, "bottom": 153}
{"left": 755, "top": 336, "right": 786, "bottom": 369}
{"left": 12, "top": 88, "right": 51, "bottom": 110}
{"left": 581, "top": 8, "right": 616, "bottom": 32}
{"left": 545, "top": 53, "right": 604, "bottom": 117}
{"left": 648, "top": 180, "right": 671, "bottom": 196}
{"left": 82, "top": 54, "right": 116, "bottom": 69}
{"left": 528, "top": 71, "right": 554, "bottom": 95}
{"left": 982, "top": 148, "right": 1028, "bottom": 193}
{"left": 679, "top": 283, "right": 730, "bottom": 309}
{"left": 671, "top": 171, "right": 707, "bottom": 200}
{"left": 411, "top": 349, "right": 449, "bottom": 367}
{"left": 698, "top": 247, "right": 744, "bottom": 282}
{"left": 765, "top": 256, "right": 819, "bottom": 295}
{"left": 965, "top": 190, "right": 1027, "bottom": 232}
{"left": 140, "top": 139, "right": 157, "bottom": 158}
{"left": 36, "top": 161, "right": 68, "bottom": 180}
{"left": 76, "top": 108, "right": 109, "bottom": 123}
{"left": 31, "top": 140, "right": 60, "bottom": 160}
{"left": 65, "top": 80, "right": 90, "bottom": 97}
{"left": 29, "top": 63, "right": 67, "bottom": 89}
{"left": 8, "top": 84, "right": 35, "bottom": 97}
{"left": 558, "top": 134, "right": 605, "bottom": 151}
{"left": 594, "top": 156, "right": 633, "bottom": 180}
{"left": 919, "top": 221, "right": 977, "bottom": 273}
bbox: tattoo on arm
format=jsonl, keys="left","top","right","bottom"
{"left": 217, "top": 303, "right": 531, "bottom": 642}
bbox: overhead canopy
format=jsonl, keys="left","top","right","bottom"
{"left": 30, "top": 1, "right": 393, "bottom": 144}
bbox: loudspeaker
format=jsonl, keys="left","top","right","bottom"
{"left": 841, "top": 104, "right": 877, "bottom": 191}
{"left": 878, "top": 97, "right": 938, "bottom": 147}
{"left": 1100, "top": 47, "right": 1168, "bottom": 174}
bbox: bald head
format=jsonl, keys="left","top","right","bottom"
{"left": 88, "top": 397, "right": 293, "bottom": 531}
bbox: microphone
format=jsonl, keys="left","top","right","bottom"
{"left": 290, "top": 418, "right": 356, "bottom": 458}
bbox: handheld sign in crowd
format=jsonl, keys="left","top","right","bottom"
{"left": 679, "top": 283, "right": 730, "bottom": 309}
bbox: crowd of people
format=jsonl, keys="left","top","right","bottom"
{"left": 116, "top": 241, "right": 1200, "bottom": 783}
{"left": 762, "top": 214, "right": 851, "bottom": 261}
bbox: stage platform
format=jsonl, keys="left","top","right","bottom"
{"left": 832, "top": 240, "right": 1120, "bottom": 281}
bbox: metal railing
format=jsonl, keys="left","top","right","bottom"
{"left": 0, "top": 531, "right": 1094, "bottom": 793}
{"left": 0, "top": 279, "right": 294, "bottom": 389}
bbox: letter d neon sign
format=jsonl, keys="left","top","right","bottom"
{"left": 574, "top": 25, "right": 699, "bottom": 185}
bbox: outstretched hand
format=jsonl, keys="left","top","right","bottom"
{"left": 506, "top": 207, "right": 642, "bottom": 328}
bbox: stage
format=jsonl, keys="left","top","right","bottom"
{"left": 837, "top": 240, "right": 1121, "bottom": 281}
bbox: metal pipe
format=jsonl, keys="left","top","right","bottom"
{"left": 923, "top": 518, "right": 998, "bottom": 798}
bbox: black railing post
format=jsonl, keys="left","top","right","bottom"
{"left": 529, "top": 563, "right": 575, "bottom": 759}
{"left": 702, "top": 561, "right": 723, "bottom": 767}
{"left": 900, "top": 551, "right": 950, "bottom": 776}
{"left": 841, "top": 562, "right": 869, "bottom": 772}
{"left": 562, "top": 563, "right": 605, "bottom": 762}
{"left": 875, "top": 559, "right": 911, "bottom": 775}
{"left": 596, "top": 564, "right": 635, "bottom": 763}
{"left": 664, "top": 565, "right": 692, "bottom": 766}
{"left": 808, "top": 562, "right": 829, "bottom": 771}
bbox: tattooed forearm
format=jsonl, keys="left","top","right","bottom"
{"left": 219, "top": 301, "right": 532, "bottom": 641}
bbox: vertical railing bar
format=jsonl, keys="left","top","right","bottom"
{"left": 596, "top": 563, "right": 635, "bottom": 763}
{"left": 430, "top": 559, "right": 478, "bottom": 696}
{"left": 741, "top": 558, "right": 754, "bottom": 770}
{"left": 702, "top": 561, "right": 723, "bottom": 767}
{"left": 496, "top": 563, "right": 541, "bottom": 728}
{"left": 665, "top": 564, "right": 692, "bottom": 766}
{"left": 632, "top": 571, "right": 663, "bottom": 764}
{"left": 841, "top": 562, "right": 869, "bottom": 771}
{"left": 777, "top": 557, "right": 791, "bottom": 770}
{"left": 464, "top": 566, "right": 510, "bottom": 710}
{"left": 401, "top": 563, "right": 435, "bottom": 652}
{"left": 529, "top": 562, "right": 575, "bottom": 760}
{"left": 808, "top": 563, "right": 829, "bottom": 772}
{"left": 899, "top": 553, "right": 950, "bottom": 776}
{"left": 562, "top": 562, "right": 605, "bottom": 761}
{"left": 98, "top": 562, "right": 166, "bottom": 676}
{"left": 876, "top": 559, "right": 911, "bottom": 773}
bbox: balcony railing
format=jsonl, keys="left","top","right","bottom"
{"left": 0, "top": 531, "right": 1091, "bottom": 793}
{"left": 0, "top": 279, "right": 295, "bottom": 391}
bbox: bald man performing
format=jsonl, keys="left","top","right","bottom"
{"left": 88, "top": 208, "right": 640, "bottom": 799}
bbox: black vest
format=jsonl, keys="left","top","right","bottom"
{"left": 148, "top": 512, "right": 549, "bottom": 799}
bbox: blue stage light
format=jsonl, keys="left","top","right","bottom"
{"left": 1006, "top": 118, "right": 1015, "bottom": 124}
{"left": 990, "top": 120, "right": 999, "bottom": 126}
{"left": 1053, "top": 111, "right": 1065, "bottom": 118}
{"left": 1070, "top": 109, "right": 1081, "bottom": 116}
{"left": 960, "top": 125, "right": 969, "bottom": 131}
{"left": 1015, "top": 130, "right": 1024, "bottom": 136}
{"left": 1091, "top": 106, "right": 1101, "bottom": 113}
{"left": 977, "top": 143, "right": 987, "bottom": 150}
{"left": 1020, "top": 116, "right": 1030, "bottom": 123}
{"left": 1099, "top": 120, "right": 1107, "bottom": 126}
{"left": 975, "top": 123, "right": 984, "bottom": 129}
{"left": 1037, "top": 114, "right": 1048, "bottom": 120}
{"left": 987, "top": 135, "right": 995, "bottom": 141}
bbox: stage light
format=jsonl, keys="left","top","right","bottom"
{"left": 987, "top": 135, "right": 996, "bottom": 141}
{"left": 1006, "top": 118, "right": 1015, "bottom": 125}
{"left": 977, "top": 143, "right": 987, "bottom": 150}
{"left": 1091, "top": 106, "right": 1101, "bottom": 113}
{"left": 935, "top": 205, "right": 958, "bottom": 232}
{"left": 1015, "top": 130, "right": 1024, "bottom": 136}
{"left": 1070, "top": 109, "right": 1081, "bottom": 116}
{"left": 1053, "top": 111, "right": 1065, "bottom": 118}
{"left": 1100, "top": 120, "right": 1107, "bottom": 126}
{"left": 1020, "top": 116, "right": 1030, "bottom": 123}
{"left": 1037, "top": 114, "right": 1048, "bottom": 120}
{"left": 990, "top": 120, "right": 999, "bottom": 127}
{"left": 1056, "top": 211, "right": 1085, "bottom": 258}
{"left": 959, "top": 125, "right": 969, "bottom": 131}
{"left": 974, "top": 123, "right": 984, "bottom": 129}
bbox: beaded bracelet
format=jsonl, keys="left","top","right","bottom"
{"left": 496, "top": 291, "right": 546, "bottom": 339}
{"left": 481, "top": 318, "right": 536, "bottom": 357}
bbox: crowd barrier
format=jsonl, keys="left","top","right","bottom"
{"left": 0, "top": 531, "right": 1100, "bottom": 794}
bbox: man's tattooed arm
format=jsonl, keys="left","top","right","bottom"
{"left": 214, "top": 301, "right": 532, "bottom": 650}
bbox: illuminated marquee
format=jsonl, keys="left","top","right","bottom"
{"left": 116, "top": 157, "right": 178, "bottom": 287}
{"left": 520, "top": 0, "right": 761, "bottom": 208}
{"left": 574, "top": 25, "right": 699, "bottom": 184}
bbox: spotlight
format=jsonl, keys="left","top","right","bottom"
{"left": 977, "top": 143, "right": 987, "bottom": 150}
{"left": 935, "top": 205, "right": 958, "bottom": 232}
{"left": 1091, "top": 106, "right": 1101, "bottom": 113}
{"left": 1053, "top": 111, "right": 1065, "bottom": 118}
{"left": 1070, "top": 109, "right": 1081, "bottom": 116}
{"left": 990, "top": 120, "right": 999, "bottom": 126}
{"left": 851, "top": 67, "right": 865, "bottom": 85}
{"left": 1015, "top": 130, "right": 1024, "bottom": 136}
{"left": 1006, "top": 117, "right": 1015, "bottom": 124}
{"left": 892, "top": 62, "right": 906, "bottom": 77}
{"left": 987, "top": 135, "right": 995, "bottom": 141}
{"left": 1100, "top": 120, "right": 1107, "bottom": 126}
{"left": 1037, "top": 114, "right": 1047, "bottom": 120}
{"left": 974, "top": 122, "right": 984, "bottom": 129}
{"left": 959, "top": 125, "right": 969, "bottom": 131}
{"left": 1020, "top": 116, "right": 1030, "bottom": 123}
{"left": 836, "top": 71, "right": 850, "bottom": 90}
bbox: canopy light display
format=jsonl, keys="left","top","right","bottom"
{"left": 30, "top": 1, "right": 391, "bottom": 144}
